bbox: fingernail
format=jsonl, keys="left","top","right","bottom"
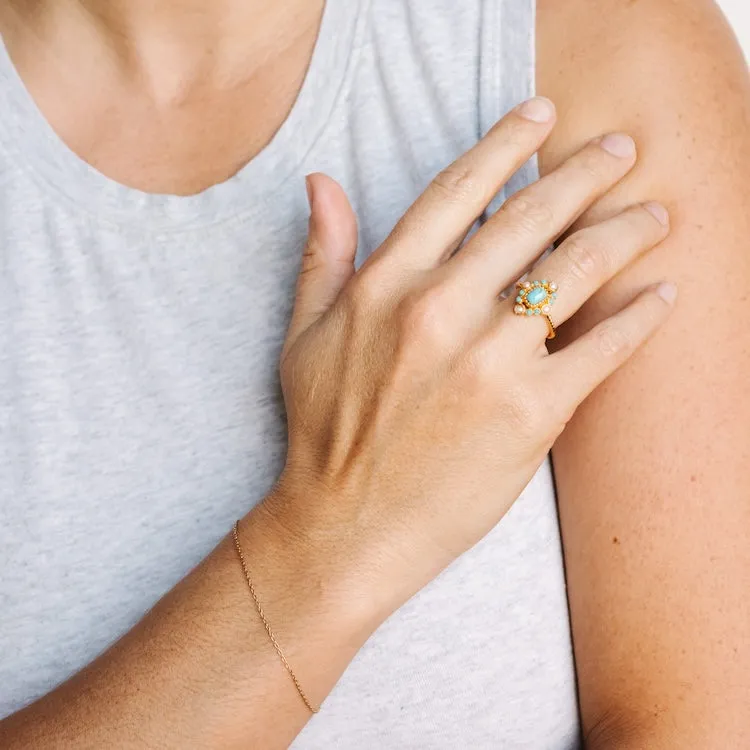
{"left": 599, "top": 133, "right": 636, "bottom": 158}
{"left": 516, "top": 97, "right": 556, "bottom": 123}
{"left": 643, "top": 201, "right": 670, "bottom": 227}
{"left": 305, "top": 175, "right": 314, "bottom": 210}
{"left": 656, "top": 282, "right": 678, "bottom": 305}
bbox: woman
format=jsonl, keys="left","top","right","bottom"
{"left": 0, "top": 0, "right": 748, "bottom": 747}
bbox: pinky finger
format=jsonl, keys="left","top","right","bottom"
{"left": 549, "top": 282, "right": 677, "bottom": 408}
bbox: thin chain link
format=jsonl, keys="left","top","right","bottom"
{"left": 232, "top": 521, "right": 320, "bottom": 714}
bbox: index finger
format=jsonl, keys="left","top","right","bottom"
{"left": 378, "top": 97, "right": 557, "bottom": 272}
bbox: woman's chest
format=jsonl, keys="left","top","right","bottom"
{"left": 0, "top": 84, "right": 578, "bottom": 740}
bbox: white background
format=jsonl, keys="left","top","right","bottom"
{"left": 717, "top": 0, "right": 749, "bottom": 59}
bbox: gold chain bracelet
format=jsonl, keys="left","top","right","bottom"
{"left": 232, "top": 520, "right": 320, "bottom": 714}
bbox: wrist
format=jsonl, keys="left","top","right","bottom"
{"left": 235, "top": 487, "right": 389, "bottom": 699}
{"left": 260, "top": 471, "right": 434, "bottom": 627}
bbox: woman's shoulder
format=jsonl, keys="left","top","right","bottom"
{"left": 363, "top": 0, "right": 536, "bottom": 139}
{"left": 536, "top": 0, "right": 746, "bottom": 171}
{"left": 536, "top": 0, "right": 750, "bottom": 744}
{"left": 537, "top": 0, "right": 740, "bottom": 97}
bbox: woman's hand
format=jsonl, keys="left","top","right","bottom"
{"left": 269, "top": 97, "right": 674, "bottom": 620}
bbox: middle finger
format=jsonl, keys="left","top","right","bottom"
{"left": 448, "top": 133, "right": 638, "bottom": 297}
{"left": 506, "top": 200, "right": 670, "bottom": 341}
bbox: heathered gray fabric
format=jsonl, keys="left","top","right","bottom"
{"left": 0, "top": 1, "right": 581, "bottom": 746}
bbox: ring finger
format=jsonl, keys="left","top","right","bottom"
{"left": 447, "top": 133, "right": 639, "bottom": 298}
{"left": 505, "top": 201, "right": 670, "bottom": 341}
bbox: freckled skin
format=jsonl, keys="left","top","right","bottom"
{"left": 538, "top": 0, "right": 750, "bottom": 745}
{"left": 0, "top": 0, "right": 746, "bottom": 748}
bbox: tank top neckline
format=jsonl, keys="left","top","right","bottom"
{"left": 0, "top": 0, "right": 367, "bottom": 231}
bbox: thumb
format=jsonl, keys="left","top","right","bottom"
{"left": 286, "top": 173, "right": 358, "bottom": 351}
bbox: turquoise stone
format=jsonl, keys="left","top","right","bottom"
{"left": 526, "top": 287, "right": 547, "bottom": 305}
{"left": 534, "top": 309, "right": 541, "bottom": 315}
{"left": 525, "top": 309, "right": 533, "bottom": 316}
{"left": 516, "top": 296, "right": 523, "bottom": 303}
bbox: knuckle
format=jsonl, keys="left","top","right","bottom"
{"left": 502, "top": 195, "right": 555, "bottom": 236}
{"left": 596, "top": 324, "right": 632, "bottom": 357}
{"left": 399, "top": 287, "right": 450, "bottom": 347}
{"left": 343, "top": 272, "right": 382, "bottom": 312}
{"left": 299, "top": 243, "right": 325, "bottom": 278}
{"left": 458, "top": 352, "right": 562, "bottom": 440}
{"left": 431, "top": 164, "right": 485, "bottom": 204}
{"left": 461, "top": 339, "right": 500, "bottom": 391}
{"left": 564, "top": 237, "right": 603, "bottom": 279}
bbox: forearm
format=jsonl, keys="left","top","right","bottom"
{"left": 0, "top": 498, "right": 377, "bottom": 750}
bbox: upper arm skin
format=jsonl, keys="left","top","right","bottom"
{"left": 536, "top": 1, "right": 750, "bottom": 747}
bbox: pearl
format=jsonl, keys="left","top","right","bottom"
{"left": 523, "top": 281, "right": 532, "bottom": 289}
{"left": 514, "top": 305, "right": 525, "bottom": 315}
{"left": 549, "top": 282, "right": 558, "bottom": 291}
{"left": 542, "top": 305, "right": 551, "bottom": 314}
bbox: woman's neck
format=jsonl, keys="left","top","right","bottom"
{"left": 4, "top": 0, "right": 323, "bottom": 102}
{"left": 0, "top": 0, "right": 326, "bottom": 193}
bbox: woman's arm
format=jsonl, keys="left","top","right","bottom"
{"left": 0, "top": 502, "right": 374, "bottom": 749}
{"left": 538, "top": 0, "right": 750, "bottom": 746}
{"left": 1, "top": 104, "right": 674, "bottom": 748}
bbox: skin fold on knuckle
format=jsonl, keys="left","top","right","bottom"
{"left": 564, "top": 237, "right": 600, "bottom": 280}
{"left": 564, "top": 209, "right": 662, "bottom": 286}
{"left": 596, "top": 323, "right": 632, "bottom": 358}
{"left": 299, "top": 241, "right": 326, "bottom": 278}
{"left": 501, "top": 195, "right": 555, "bottom": 237}
{"left": 431, "top": 163, "right": 485, "bottom": 205}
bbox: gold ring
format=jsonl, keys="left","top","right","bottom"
{"left": 513, "top": 279, "right": 558, "bottom": 340}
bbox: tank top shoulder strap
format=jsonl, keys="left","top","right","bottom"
{"left": 364, "top": 0, "right": 537, "bottom": 203}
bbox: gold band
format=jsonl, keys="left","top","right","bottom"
{"left": 232, "top": 521, "right": 320, "bottom": 714}
{"left": 543, "top": 314, "right": 556, "bottom": 340}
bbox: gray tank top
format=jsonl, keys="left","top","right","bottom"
{"left": 0, "top": 1, "right": 581, "bottom": 746}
